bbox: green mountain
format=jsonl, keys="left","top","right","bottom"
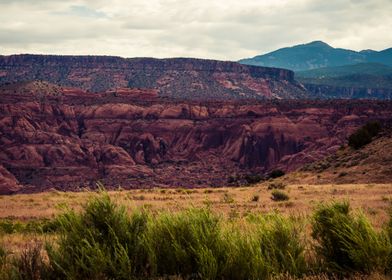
{"left": 296, "top": 63, "right": 392, "bottom": 89}
{"left": 239, "top": 41, "right": 392, "bottom": 71}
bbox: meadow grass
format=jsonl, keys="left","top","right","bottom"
{"left": 1, "top": 190, "right": 392, "bottom": 279}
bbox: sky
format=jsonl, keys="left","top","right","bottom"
{"left": 1, "top": 0, "right": 392, "bottom": 61}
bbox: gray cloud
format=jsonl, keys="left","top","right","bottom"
{"left": 0, "top": 0, "right": 391, "bottom": 60}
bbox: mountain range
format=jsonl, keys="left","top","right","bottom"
{"left": 239, "top": 41, "right": 392, "bottom": 71}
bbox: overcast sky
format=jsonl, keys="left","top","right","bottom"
{"left": 1, "top": 0, "right": 391, "bottom": 60}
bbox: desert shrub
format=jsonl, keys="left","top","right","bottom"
{"left": 221, "top": 193, "right": 235, "bottom": 203}
{"left": 271, "top": 190, "right": 290, "bottom": 201}
{"left": 0, "top": 243, "right": 15, "bottom": 280}
{"left": 47, "top": 192, "right": 149, "bottom": 279}
{"left": 244, "top": 174, "right": 263, "bottom": 185}
{"left": 0, "top": 219, "right": 18, "bottom": 234}
{"left": 312, "top": 202, "right": 391, "bottom": 274}
{"left": 268, "top": 182, "right": 286, "bottom": 190}
{"left": 338, "top": 172, "right": 348, "bottom": 177}
{"left": 348, "top": 121, "right": 381, "bottom": 149}
{"left": 143, "top": 208, "right": 225, "bottom": 279}
{"left": 269, "top": 169, "right": 285, "bottom": 179}
{"left": 0, "top": 243, "right": 6, "bottom": 267}
{"left": 0, "top": 219, "right": 59, "bottom": 234}
{"left": 17, "top": 243, "right": 49, "bottom": 280}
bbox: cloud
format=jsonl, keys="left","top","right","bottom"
{"left": 0, "top": 0, "right": 391, "bottom": 60}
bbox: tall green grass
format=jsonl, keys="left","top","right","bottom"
{"left": 46, "top": 193, "right": 149, "bottom": 279}
{"left": 45, "top": 192, "right": 308, "bottom": 279}
{"left": 1, "top": 193, "right": 392, "bottom": 279}
{"left": 143, "top": 208, "right": 224, "bottom": 279}
{"left": 312, "top": 201, "right": 391, "bottom": 274}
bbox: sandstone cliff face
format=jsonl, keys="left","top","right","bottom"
{"left": 1, "top": 84, "right": 392, "bottom": 193}
{"left": 0, "top": 55, "right": 307, "bottom": 99}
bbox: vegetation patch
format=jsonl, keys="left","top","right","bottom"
{"left": 1, "top": 192, "right": 392, "bottom": 279}
{"left": 348, "top": 121, "right": 381, "bottom": 149}
{"left": 268, "top": 182, "right": 286, "bottom": 190}
{"left": 271, "top": 190, "right": 290, "bottom": 201}
{"left": 312, "top": 201, "right": 391, "bottom": 274}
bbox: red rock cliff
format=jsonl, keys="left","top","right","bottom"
{"left": 1, "top": 83, "right": 391, "bottom": 193}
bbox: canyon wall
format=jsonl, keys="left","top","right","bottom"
{"left": 1, "top": 84, "right": 392, "bottom": 194}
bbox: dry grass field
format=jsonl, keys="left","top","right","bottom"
{"left": 1, "top": 183, "right": 391, "bottom": 224}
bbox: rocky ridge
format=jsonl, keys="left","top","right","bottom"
{"left": 0, "top": 55, "right": 307, "bottom": 100}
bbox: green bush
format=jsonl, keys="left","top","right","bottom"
{"left": 268, "top": 169, "right": 285, "bottom": 179}
{"left": 268, "top": 182, "right": 286, "bottom": 190}
{"left": 312, "top": 201, "right": 391, "bottom": 274}
{"left": 47, "top": 193, "right": 149, "bottom": 279}
{"left": 0, "top": 218, "right": 60, "bottom": 234}
{"left": 348, "top": 121, "right": 381, "bottom": 149}
{"left": 243, "top": 174, "right": 263, "bottom": 185}
{"left": 271, "top": 190, "right": 290, "bottom": 201}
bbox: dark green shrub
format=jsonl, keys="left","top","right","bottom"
{"left": 338, "top": 172, "right": 348, "bottom": 177}
{"left": 0, "top": 219, "right": 18, "bottom": 234}
{"left": 0, "top": 219, "right": 60, "bottom": 234}
{"left": 47, "top": 192, "right": 149, "bottom": 279}
{"left": 269, "top": 169, "right": 285, "bottom": 179}
{"left": 244, "top": 174, "right": 263, "bottom": 185}
{"left": 271, "top": 190, "right": 290, "bottom": 201}
{"left": 312, "top": 202, "right": 391, "bottom": 274}
{"left": 268, "top": 182, "right": 286, "bottom": 190}
{"left": 348, "top": 121, "right": 381, "bottom": 149}
{"left": 0, "top": 243, "right": 6, "bottom": 267}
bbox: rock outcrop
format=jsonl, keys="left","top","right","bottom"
{"left": 1, "top": 82, "right": 392, "bottom": 193}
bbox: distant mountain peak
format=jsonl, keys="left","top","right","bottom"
{"left": 239, "top": 41, "right": 392, "bottom": 71}
{"left": 305, "top": 40, "right": 331, "bottom": 47}
{"left": 360, "top": 49, "right": 376, "bottom": 54}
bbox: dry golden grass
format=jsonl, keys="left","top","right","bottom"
{"left": 1, "top": 183, "right": 391, "bottom": 227}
